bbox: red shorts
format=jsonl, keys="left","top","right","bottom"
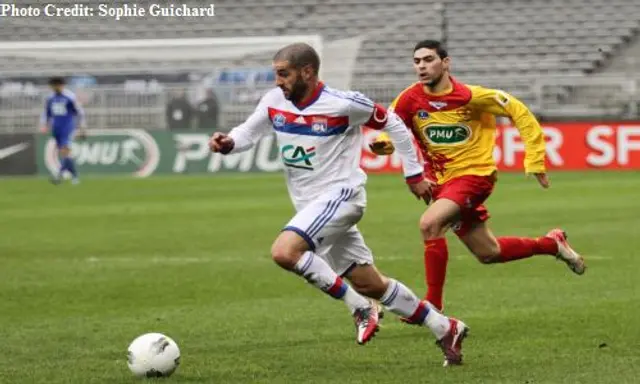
{"left": 431, "top": 174, "right": 496, "bottom": 237}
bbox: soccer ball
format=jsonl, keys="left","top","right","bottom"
{"left": 126, "top": 333, "right": 181, "bottom": 378}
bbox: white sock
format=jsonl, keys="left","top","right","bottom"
{"left": 424, "top": 307, "right": 451, "bottom": 340}
{"left": 294, "top": 251, "right": 370, "bottom": 313}
{"left": 380, "top": 279, "right": 450, "bottom": 339}
{"left": 380, "top": 279, "right": 421, "bottom": 317}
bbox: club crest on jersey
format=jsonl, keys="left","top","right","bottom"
{"left": 311, "top": 117, "right": 328, "bottom": 133}
{"left": 424, "top": 124, "right": 471, "bottom": 145}
{"left": 281, "top": 144, "right": 316, "bottom": 170}
{"left": 417, "top": 110, "right": 429, "bottom": 119}
{"left": 273, "top": 113, "right": 286, "bottom": 128}
{"left": 428, "top": 101, "right": 448, "bottom": 110}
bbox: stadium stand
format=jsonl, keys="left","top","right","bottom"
{"left": 1, "top": 0, "right": 639, "bottom": 132}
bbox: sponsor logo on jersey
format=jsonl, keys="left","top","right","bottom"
{"left": 428, "top": 101, "right": 448, "bottom": 110}
{"left": 424, "top": 124, "right": 471, "bottom": 145}
{"left": 281, "top": 144, "right": 316, "bottom": 170}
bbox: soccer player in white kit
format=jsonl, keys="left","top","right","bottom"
{"left": 209, "top": 43, "right": 468, "bottom": 366}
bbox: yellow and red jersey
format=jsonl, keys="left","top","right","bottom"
{"left": 388, "top": 77, "right": 546, "bottom": 184}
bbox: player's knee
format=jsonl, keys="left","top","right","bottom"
{"left": 270, "top": 231, "right": 308, "bottom": 270}
{"left": 473, "top": 245, "right": 501, "bottom": 264}
{"left": 270, "top": 243, "right": 299, "bottom": 270}
{"left": 419, "top": 217, "right": 446, "bottom": 239}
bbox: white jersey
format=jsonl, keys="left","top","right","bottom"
{"left": 228, "top": 83, "right": 422, "bottom": 209}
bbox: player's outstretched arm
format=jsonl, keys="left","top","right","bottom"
{"left": 367, "top": 92, "right": 414, "bottom": 156}
{"left": 381, "top": 112, "right": 436, "bottom": 201}
{"left": 346, "top": 90, "right": 432, "bottom": 201}
{"left": 379, "top": 112, "right": 423, "bottom": 177}
{"left": 472, "top": 86, "right": 549, "bottom": 188}
{"left": 208, "top": 92, "right": 272, "bottom": 155}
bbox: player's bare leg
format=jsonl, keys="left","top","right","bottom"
{"left": 418, "top": 198, "right": 461, "bottom": 311}
{"left": 270, "top": 230, "right": 378, "bottom": 345}
{"left": 51, "top": 146, "right": 69, "bottom": 184}
{"left": 345, "top": 264, "right": 469, "bottom": 366}
{"left": 458, "top": 221, "right": 586, "bottom": 274}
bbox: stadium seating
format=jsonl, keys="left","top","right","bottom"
{"left": 354, "top": 0, "right": 639, "bottom": 81}
{"left": 0, "top": 0, "right": 639, "bottom": 131}
{"left": 3, "top": 0, "right": 638, "bottom": 76}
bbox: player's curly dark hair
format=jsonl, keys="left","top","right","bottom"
{"left": 273, "top": 43, "right": 320, "bottom": 75}
{"left": 414, "top": 40, "right": 448, "bottom": 59}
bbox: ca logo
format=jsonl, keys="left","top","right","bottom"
{"left": 281, "top": 145, "right": 316, "bottom": 170}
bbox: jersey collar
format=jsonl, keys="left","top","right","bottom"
{"left": 416, "top": 76, "right": 472, "bottom": 110}
{"left": 294, "top": 81, "right": 325, "bottom": 110}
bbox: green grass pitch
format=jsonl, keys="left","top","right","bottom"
{"left": 0, "top": 171, "right": 638, "bottom": 383}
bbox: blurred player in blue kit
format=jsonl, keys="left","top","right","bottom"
{"left": 39, "top": 77, "right": 86, "bottom": 185}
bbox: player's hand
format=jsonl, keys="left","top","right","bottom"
{"left": 39, "top": 125, "right": 48, "bottom": 134}
{"left": 408, "top": 178, "right": 436, "bottom": 204}
{"left": 368, "top": 135, "right": 395, "bottom": 155}
{"left": 208, "top": 132, "right": 235, "bottom": 154}
{"left": 531, "top": 172, "right": 550, "bottom": 189}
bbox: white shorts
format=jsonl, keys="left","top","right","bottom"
{"left": 283, "top": 186, "right": 374, "bottom": 276}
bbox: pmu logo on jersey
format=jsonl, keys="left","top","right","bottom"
{"left": 281, "top": 144, "right": 316, "bottom": 170}
{"left": 43, "top": 129, "right": 160, "bottom": 177}
{"left": 424, "top": 124, "right": 472, "bottom": 145}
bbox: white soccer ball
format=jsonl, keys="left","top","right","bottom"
{"left": 127, "top": 333, "right": 181, "bottom": 378}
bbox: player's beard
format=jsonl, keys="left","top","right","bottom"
{"left": 286, "top": 77, "right": 308, "bottom": 104}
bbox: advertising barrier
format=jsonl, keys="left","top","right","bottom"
{"left": 362, "top": 123, "right": 640, "bottom": 173}
{"left": 0, "top": 133, "right": 37, "bottom": 175}
{"left": 36, "top": 129, "right": 281, "bottom": 176}
{"left": 33, "top": 123, "right": 640, "bottom": 177}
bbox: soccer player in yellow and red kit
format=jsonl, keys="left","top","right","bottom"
{"left": 369, "top": 40, "right": 586, "bottom": 313}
